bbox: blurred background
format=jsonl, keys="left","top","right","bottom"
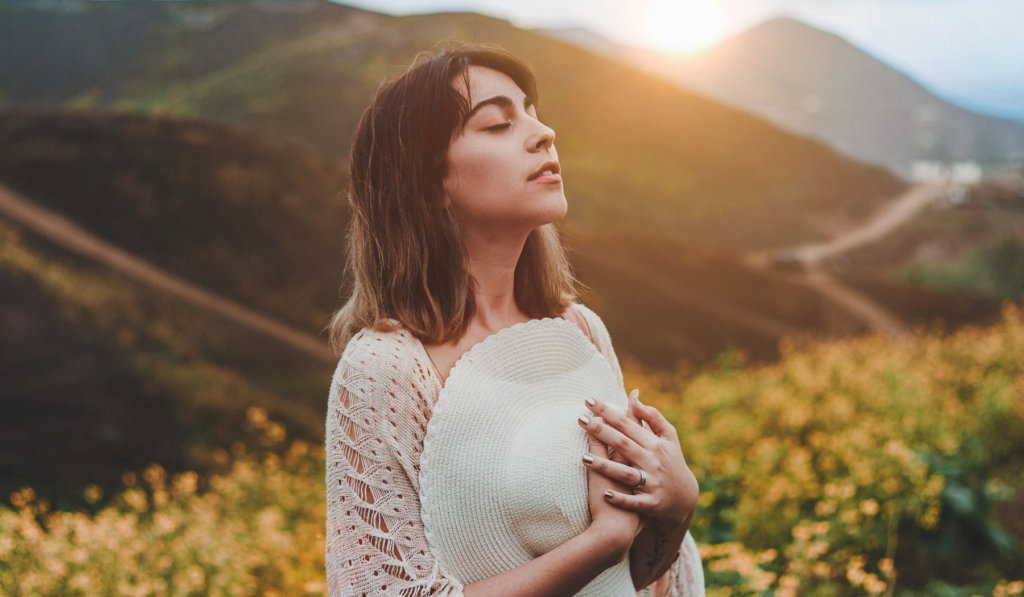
{"left": 1, "top": 0, "right": 1022, "bottom": 594}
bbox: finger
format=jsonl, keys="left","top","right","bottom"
{"left": 578, "top": 414, "right": 647, "bottom": 464}
{"left": 626, "top": 389, "right": 643, "bottom": 424}
{"left": 581, "top": 413, "right": 634, "bottom": 466}
{"left": 585, "top": 424, "right": 611, "bottom": 459}
{"left": 598, "top": 405, "right": 630, "bottom": 466}
{"left": 608, "top": 448, "right": 630, "bottom": 466}
{"left": 585, "top": 397, "right": 657, "bottom": 450}
{"left": 606, "top": 444, "right": 632, "bottom": 467}
{"left": 606, "top": 430, "right": 632, "bottom": 466}
{"left": 582, "top": 453, "right": 646, "bottom": 489}
{"left": 603, "top": 488, "right": 656, "bottom": 513}
{"left": 632, "top": 398, "right": 678, "bottom": 440}
{"left": 627, "top": 390, "right": 650, "bottom": 439}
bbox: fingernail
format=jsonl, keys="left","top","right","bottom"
{"left": 578, "top": 414, "right": 590, "bottom": 426}
{"left": 585, "top": 397, "right": 596, "bottom": 407}
{"left": 582, "top": 454, "right": 594, "bottom": 465}
{"left": 604, "top": 490, "right": 613, "bottom": 499}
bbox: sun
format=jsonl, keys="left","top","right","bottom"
{"left": 646, "top": 0, "right": 722, "bottom": 55}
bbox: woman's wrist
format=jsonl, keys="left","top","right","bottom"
{"left": 651, "top": 512, "right": 691, "bottom": 536}
{"left": 463, "top": 523, "right": 632, "bottom": 597}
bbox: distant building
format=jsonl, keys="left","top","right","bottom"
{"left": 910, "top": 160, "right": 982, "bottom": 185}
{"left": 911, "top": 160, "right": 946, "bottom": 183}
{"left": 951, "top": 161, "right": 982, "bottom": 185}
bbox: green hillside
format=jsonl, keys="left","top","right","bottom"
{"left": 0, "top": 110, "right": 1001, "bottom": 368}
{"left": 0, "top": 109, "right": 970, "bottom": 506}
{"left": 0, "top": 0, "right": 907, "bottom": 250}
{"left": 0, "top": 110, "right": 348, "bottom": 331}
{"left": 0, "top": 217, "right": 331, "bottom": 507}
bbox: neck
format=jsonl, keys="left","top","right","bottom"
{"left": 462, "top": 226, "right": 531, "bottom": 331}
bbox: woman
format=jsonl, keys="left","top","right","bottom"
{"left": 325, "top": 44, "right": 703, "bottom": 596}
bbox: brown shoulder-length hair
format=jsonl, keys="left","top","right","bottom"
{"left": 326, "top": 43, "right": 582, "bottom": 353}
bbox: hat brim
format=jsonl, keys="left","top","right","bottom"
{"left": 420, "top": 317, "right": 634, "bottom": 594}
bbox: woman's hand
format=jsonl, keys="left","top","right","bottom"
{"left": 578, "top": 390, "right": 698, "bottom": 530}
{"left": 582, "top": 423, "right": 640, "bottom": 556}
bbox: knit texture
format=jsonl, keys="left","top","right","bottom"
{"left": 325, "top": 303, "right": 704, "bottom": 596}
{"left": 420, "top": 317, "right": 634, "bottom": 595}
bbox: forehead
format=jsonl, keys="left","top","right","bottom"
{"left": 452, "top": 65, "right": 526, "bottom": 105}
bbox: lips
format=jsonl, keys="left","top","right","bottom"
{"left": 527, "top": 160, "right": 560, "bottom": 181}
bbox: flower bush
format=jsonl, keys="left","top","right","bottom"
{"left": 638, "top": 305, "right": 1024, "bottom": 595}
{"left": 3, "top": 308, "right": 1023, "bottom": 595}
{"left": 0, "top": 409, "right": 325, "bottom": 597}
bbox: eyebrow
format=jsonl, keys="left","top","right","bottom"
{"left": 465, "top": 94, "right": 535, "bottom": 121}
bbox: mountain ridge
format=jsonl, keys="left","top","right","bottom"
{"left": 542, "top": 15, "right": 1024, "bottom": 179}
{"left": 0, "top": 0, "right": 907, "bottom": 250}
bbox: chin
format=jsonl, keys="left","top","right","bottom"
{"left": 538, "top": 197, "right": 568, "bottom": 225}
{"left": 552, "top": 203, "right": 568, "bottom": 222}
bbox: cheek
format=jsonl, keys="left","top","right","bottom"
{"left": 445, "top": 139, "right": 514, "bottom": 198}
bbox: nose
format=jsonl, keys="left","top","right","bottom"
{"left": 528, "top": 120, "right": 556, "bottom": 152}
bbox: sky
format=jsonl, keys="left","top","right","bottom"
{"left": 335, "top": 0, "right": 1024, "bottom": 122}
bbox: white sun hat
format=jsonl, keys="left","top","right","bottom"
{"left": 419, "top": 317, "right": 635, "bottom": 595}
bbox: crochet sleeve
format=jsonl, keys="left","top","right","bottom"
{"left": 325, "top": 329, "right": 464, "bottom": 597}
{"left": 573, "top": 303, "right": 706, "bottom": 597}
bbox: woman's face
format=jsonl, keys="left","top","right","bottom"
{"left": 443, "top": 66, "right": 566, "bottom": 238}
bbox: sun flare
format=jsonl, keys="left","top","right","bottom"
{"left": 646, "top": 0, "right": 722, "bottom": 54}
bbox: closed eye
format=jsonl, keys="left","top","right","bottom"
{"left": 487, "top": 120, "right": 512, "bottom": 132}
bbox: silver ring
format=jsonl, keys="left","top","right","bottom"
{"left": 633, "top": 468, "right": 647, "bottom": 488}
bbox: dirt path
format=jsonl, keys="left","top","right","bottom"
{"left": 770, "top": 182, "right": 948, "bottom": 268}
{"left": 743, "top": 183, "right": 949, "bottom": 339}
{"left": 793, "top": 271, "right": 911, "bottom": 339}
{"left": 1, "top": 174, "right": 922, "bottom": 355}
{"left": 0, "top": 183, "right": 336, "bottom": 362}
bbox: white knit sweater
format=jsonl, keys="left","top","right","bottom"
{"left": 325, "top": 302, "right": 705, "bottom": 596}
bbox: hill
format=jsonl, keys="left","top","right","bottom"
{"left": 0, "top": 110, "right": 349, "bottom": 331}
{"left": 551, "top": 17, "right": 1024, "bottom": 179}
{"left": 0, "top": 215, "right": 332, "bottom": 505}
{"left": 0, "top": 0, "right": 908, "bottom": 250}
{"left": 4, "top": 109, "right": 1002, "bottom": 373}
